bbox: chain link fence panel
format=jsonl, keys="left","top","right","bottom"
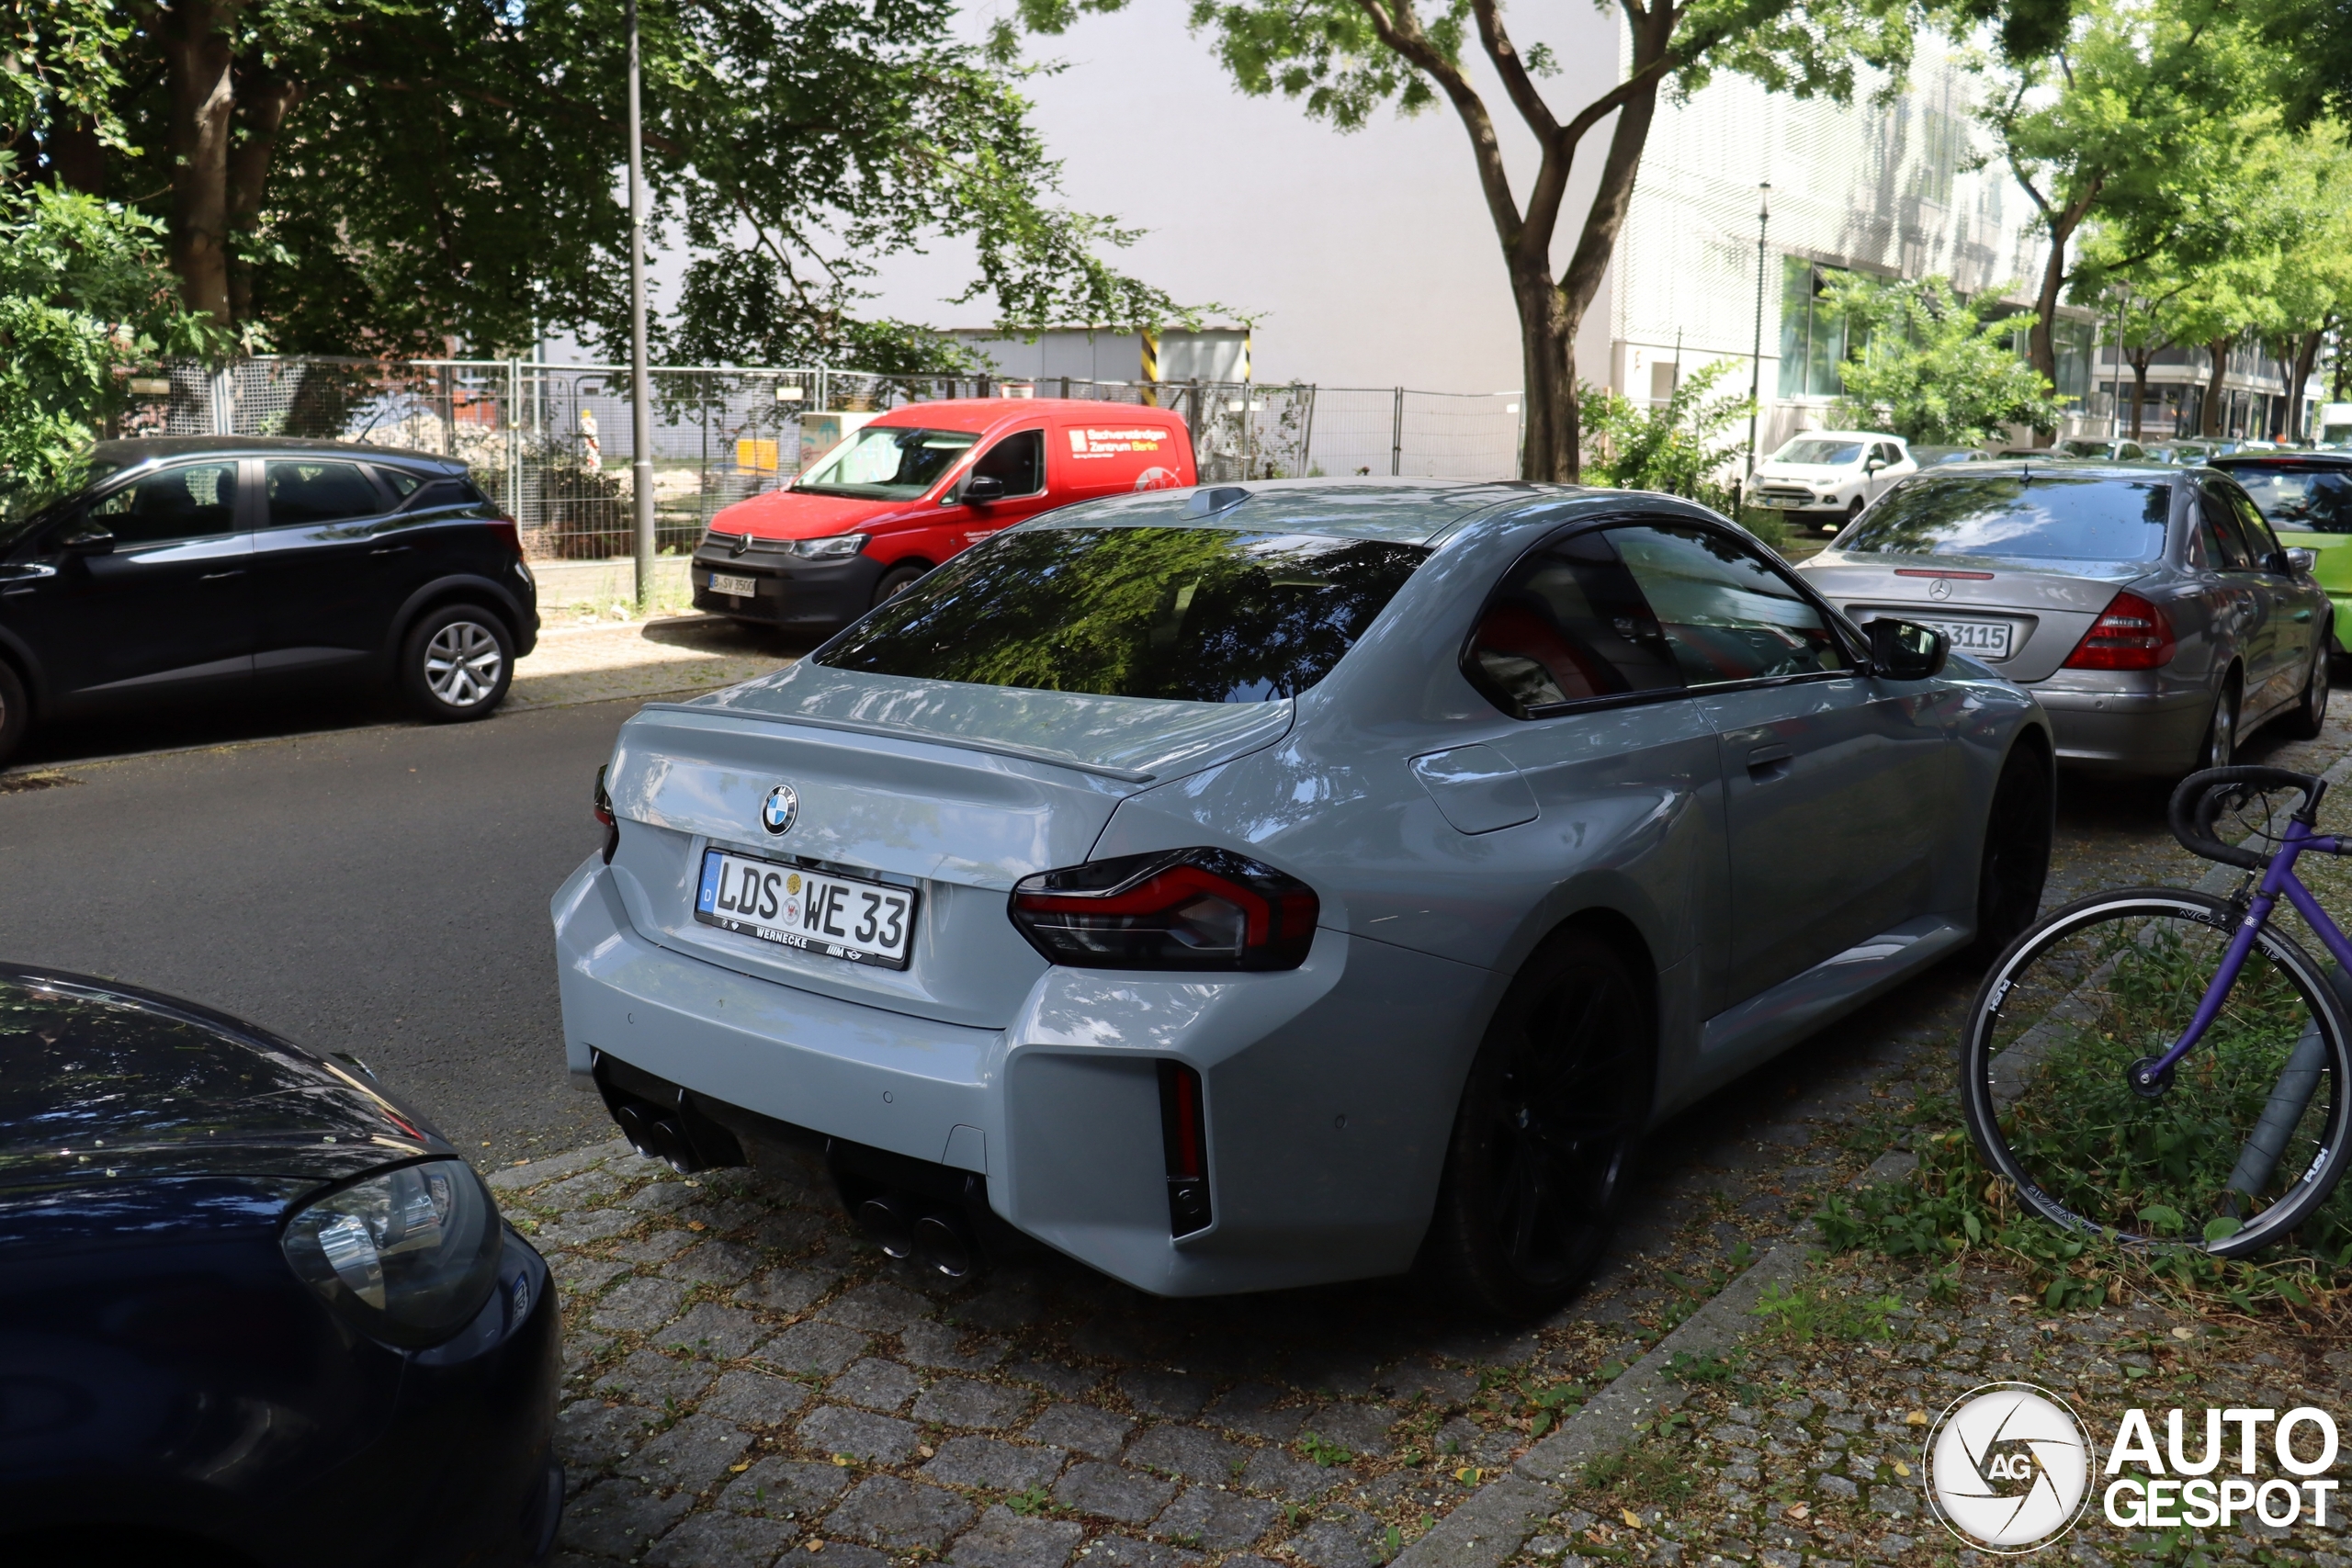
{"left": 115, "top": 358, "right": 1526, "bottom": 558}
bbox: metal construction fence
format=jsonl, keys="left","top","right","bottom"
{"left": 125, "top": 357, "right": 1527, "bottom": 560}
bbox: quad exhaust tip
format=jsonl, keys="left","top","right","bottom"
{"left": 854, "top": 1192, "right": 979, "bottom": 1280}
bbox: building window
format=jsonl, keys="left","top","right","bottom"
{"left": 1779, "top": 259, "right": 1866, "bottom": 400}
{"left": 2052, "top": 320, "right": 2093, "bottom": 403}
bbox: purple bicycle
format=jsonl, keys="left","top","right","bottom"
{"left": 1962, "top": 765, "right": 2352, "bottom": 1256}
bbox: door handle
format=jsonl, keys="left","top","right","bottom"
{"left": 1746, "top": 743, "right": 1795, "bottom": 782}
{"left": 198, "top": 569, "right": 246, "bottom": 581}
{"left": 369, "top": 545, "right": 413, "bottom": 557}
{"left": 2296, "top": 609, "right": 2314, "bottom": 622}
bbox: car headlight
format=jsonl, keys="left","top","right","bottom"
{"left": 790, "top": 533, "right": 869, "bottom": 559}
{"left": 282, "top": 1158, "right": 503, "bottom": 1347}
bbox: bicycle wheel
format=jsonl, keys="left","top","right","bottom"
{"left": 1962, "top": 887, "right": 2352, "bottom": 1258}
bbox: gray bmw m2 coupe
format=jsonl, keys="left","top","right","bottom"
{"left": 553, "top": 479, "right": 2052, "bottom": 1317}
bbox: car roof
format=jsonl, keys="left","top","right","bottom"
{"left": 2212, "top": 451, "right": 2352, "bottom": 468}
{"left": 1028, "top": 477, "right": 1560, "bottom": 545}
{"left": 91, "top": 435, "right": 465, "bottom": 471}
{"left": 867, "top": 398, "right": 1189, "bottom": 435}
{"left": 1918, "top": 458, "right": 2177, "bottom": 479}
{"left": 1781, "top": 430, "right": 1903, "bottom": 444}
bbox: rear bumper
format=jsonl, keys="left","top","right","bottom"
{"left": 2025, "top": 678, "right": 2211, "bottom": 774}
{"left": 690, "top": 547, "right": 882, "bottom": 631}
{"left": 549, "top": 853, "right": 1498, "bottom": 1296}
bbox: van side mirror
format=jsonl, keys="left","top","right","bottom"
{"left": 1869, "top": 617, "right": 1950, "bottom": 681}
{"left": 961, "top": 474, "right": 1006, "bottom": 505}
{"left": 55, "top": 518, "right": 115, "bottom": 553}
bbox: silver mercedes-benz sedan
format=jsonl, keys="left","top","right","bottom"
{"left": 1797, "top": 461, "right": 2331, "bottom": 775}
{"left": 554, "top": 479, "right": 2052, "bottom": 1317}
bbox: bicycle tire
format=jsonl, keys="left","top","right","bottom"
{"left": 1961, "top": 886, "right": 2352, "bottom": 1258}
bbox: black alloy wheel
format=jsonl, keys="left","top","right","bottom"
{"left": 2284, "top": 636, "right": 2331, "bottom": 740}
{"left": 1424, "top": 929, "right": 1652, "bottom": 1319}
{"left": 1973, "top": 743, "right": 2054, "bottom": 957}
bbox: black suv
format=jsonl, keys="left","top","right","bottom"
{"left": 0, "top": 436, "right": 539, "bottom": 766}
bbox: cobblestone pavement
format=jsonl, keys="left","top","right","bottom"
{"left": 502, "top": 709, "right": 2352, "bottom": 1568}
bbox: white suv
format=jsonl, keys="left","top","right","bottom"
{"left": 1749, "top": 431, "right": 1917, "bottom": 530}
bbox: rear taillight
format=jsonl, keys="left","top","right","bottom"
{"left": 1007, "top": 848, "right": 1318, "bottom": 971}
{"left": 593, "top": 765, "right": 618, "bottom": 863}
{"left": 1158, "top": 1061, "right": 1212, "bottom": 1235}
{"left": 486, "top": 516, "right": 522, "bottom": 556}
{"left": 2064, "top": 591, "right": 2176, "bottom": 671}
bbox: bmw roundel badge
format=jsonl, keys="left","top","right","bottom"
{"left": 761, "top": 784, "right": 798, "bottom": 836}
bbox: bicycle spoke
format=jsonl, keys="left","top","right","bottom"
{"left": 1963, "top": 892, "right": 2352, "bottom": 1254}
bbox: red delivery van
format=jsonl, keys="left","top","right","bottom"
{"left": 693, "top": 398, "right": 1196, "bottom": 632}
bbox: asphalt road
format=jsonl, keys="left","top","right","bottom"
{"left": 6, "top": 681, "right": 2347, "bottom": 1188}
{"left": 0, "top": 699, "right": 633, "bottom": 1165}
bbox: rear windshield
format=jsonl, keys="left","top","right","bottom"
{"left": 2228, "top": 464, "right": 2352, "bottom": 534}
{"left": 1772, "top": 439, "right": 1863, "bottom": 466}
{"left": 817, "top": 526, "right": 1429, "bottom": 703}
{"left": 797, "top": 426, "right": 978, "bottom": 500}
{"left": 1837, "top": 475, "right": 2174, "bottom": 562}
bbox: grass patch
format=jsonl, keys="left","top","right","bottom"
{"left": 1815, "top": 1095, "right": 2352, "bottom": 1320}
{"left": 1578, "top": 1436, "right": 1697, "bottom": 1507}
{"left": 1751, "top": 1280, "right": 1900, "bottom": 1345}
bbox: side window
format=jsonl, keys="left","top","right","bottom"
{"left": 968, "top": 431, "right": 1045, "bottom": 498}
{"left": 2199, "top": 486, "right": 2257, "bottom": 570}
{"left": 2230, "top": 489, "right": 2283, "bottom": 568}
{"left": 267, "top": 460, "right": 386, "bottom": 527}
{"left": 399, "top": 477, "right": 483, "bottom": 511}
{"left": 1464, "top": 530, "right": 1685, "bottom": 718}
{"left": 1876, "top": 443, "right": 1901, "bottom": 467}
{"left": 1609, "top": 523, "right": 1850, "bottom": 686}
{"left": 81, "top": 461, "right": 240, "bottom": 546}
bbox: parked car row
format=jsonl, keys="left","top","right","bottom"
{"left": 9, "top": 408, "right": 2343, "bottom": 1563}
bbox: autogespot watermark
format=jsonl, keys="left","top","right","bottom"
{"left": 1918, "top": 1382, "right": 2344, "bottom": 1555}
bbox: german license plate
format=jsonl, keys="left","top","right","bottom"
{"left": 709, "top": 571, "right": 756, "bottom": 598}
{"left": 695, "top": 848, "right": 916, "bottom": 969}
{"left": 1760, "top": 496, "right": 1806, "bottom": 510}
{"left": 1914, "top": 616, "right": 2013, "bottom": 659}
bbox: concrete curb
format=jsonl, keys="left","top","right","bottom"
{"left": 1390, "top": 1147, "right": 1922, "bottom": 1568}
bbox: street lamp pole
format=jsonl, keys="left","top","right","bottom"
{"left": 1746, "top": 182, "right": 1772, "bottom": 487}
{"left": 627, "top": 0, "right": 656, "bottom": 612}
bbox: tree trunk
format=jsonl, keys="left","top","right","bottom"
{"left": 2286, "top": 329, "right": 2324, "bottom": 442}
{"left": 227, "top": 66, "right": 300, "bottom": 324}
{"left": 162, "top": 0, "right": 244, "bottom": 327}
{"left": 2128, "top": 350, "right": 2149, "bottom": 441}
{"left": 1514, "top": 265, "right": 1577, "bottom": 483}
{"left": 50, "top": 115, "right": 105, "bottom": 194}
{"left": 2202, "top": 338, "right": 2231, "bottom": 437}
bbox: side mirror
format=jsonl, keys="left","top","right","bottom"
{"left": 961, "top": 474, "right": 1006, "bottom": 505}
{"left": 55, "top": 518, "right": 115, "bottom": 553}
{"left": 1864, "top": 457, "right": 1885, "bottom": 474}
{"left": 2285, "top": 547, "right": 2318, "bottom": 575}
{"left": 1869, "top": 617, "right": 1950, "bottom": 681}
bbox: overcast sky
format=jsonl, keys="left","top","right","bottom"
{"left": 855, "top": 5, "right": 1535, "bottom": 391}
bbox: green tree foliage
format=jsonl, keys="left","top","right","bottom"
{"left": 1812, "top": 274, "right": 2062, "bottom": 444}
{"left": 1577, "top": 359, "right": 1753, "bottom": 512}
{"left": 1018, "top": 0, "right": 2068, "bottom": 483}
{"left": 1981, "top": 0, "right": 2270, "bottom": 390}
{"left": 41, "top": 0, "right": 1198, "bottom": 366}
{"left": 0, "top": 185, "right": 229, "bottom": 496}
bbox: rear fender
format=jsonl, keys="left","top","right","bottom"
{"left": 384, "top": 575, "right": 533, "bottom": 665}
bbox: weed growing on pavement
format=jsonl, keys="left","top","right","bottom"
{"left": 1752, "top": 1280, "right": 1899, "bottom": 1344}
{"left": 1298, "top": 1432, "right": 1355, "bottom": 1466}
{"left": 1578, "top": 1433, "right": 1697, "bottom": 1506}
{"left": 1004, "top": 1485, "right": 1051, "bottom": 1516}
{"left": 1663, "top": 1348, "right": 1748, "bottom": 1387}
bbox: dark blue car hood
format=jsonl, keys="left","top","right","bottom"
{"left": 0, "top": 966, "right": 445, "bottom": 1191}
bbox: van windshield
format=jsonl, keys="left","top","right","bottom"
{"left": 2229, "top": 464, "right": 2352, "bottom": 534}
{"left": 817, "top": 526, "right": 1429, "bottom": 702}
{"left": 1838, "top": 475, "right": 2173, "bottom": 561}
{"left": 797, "top": 426, "right": 978, "bottom": 500}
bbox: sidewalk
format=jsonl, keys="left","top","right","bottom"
{"left": 509, "top": 614, "right": 796, "bottom": 712}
